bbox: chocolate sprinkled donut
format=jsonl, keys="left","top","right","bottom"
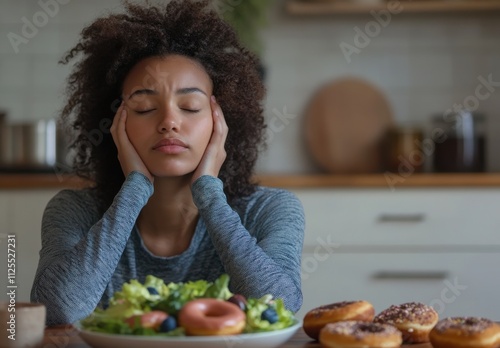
{"left": 374, "top": 302, "right": 439, "bottom": 343}
{"left": 327, "top": 321, "right": 396, "bottom": 337}
{"left": 434, "top": 317, "right": 495, "bottom": 333}
{"left": 303, "top": 300, "right": 375, "bottom": 341}
{"left": 308, "top": 301, "right": 357, "bottom": 319}
{"left": 375, "top": 302, "right": 435, "bottom": 323}
{"left": 319, "top": 321, "right": 402, "bottom": 348}
{"left": 312, "top": 301, "right": 356, "bottom": 312}
{"left": 430, "top": 317, "right": 500, "bottom": 348}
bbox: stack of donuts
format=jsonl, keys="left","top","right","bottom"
{"left": 303, "top": 300, "right": 500, "bottom": 348}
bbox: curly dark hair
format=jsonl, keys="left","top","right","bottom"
{"left": 60, "top": 0, "right": 266, "bottom": 213}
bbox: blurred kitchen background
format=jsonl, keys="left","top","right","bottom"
{"left": 0, "top": 0, "right": 499, "bottom": 174}
{"left": 1, "top": 0, "right": 500, "bottom": 320}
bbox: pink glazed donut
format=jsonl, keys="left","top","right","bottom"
{"left": 178, "top": 299, "right": 245, "bottom": 336}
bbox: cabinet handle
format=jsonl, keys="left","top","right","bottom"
{"left": 377, "top": 213, "right": 425, "bottom": 223}
{"left": 371, "top": 271, "right": 448, "bottom": 281}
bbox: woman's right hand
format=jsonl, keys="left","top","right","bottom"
{"left": 110, "top": 102, "right": 154, "bottom": 183}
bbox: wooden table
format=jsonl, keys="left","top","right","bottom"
{"left": 44, "top": 325, "right": 433, "bottom": 347}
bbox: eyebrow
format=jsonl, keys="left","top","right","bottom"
{"left": 177, "top": 87, "right": 207, "bottom": 96}
{"left": 127, "top": 87, "right": 207, "bottom": 100}
{"left": 128, "top": 89, "right": 158, "bottom": 100}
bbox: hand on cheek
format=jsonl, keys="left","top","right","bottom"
{"left": 191, "top": 96, "right": 228, "bottom": 184}
{"left": 110, "top": 102, "right": 154, "bottom": 184}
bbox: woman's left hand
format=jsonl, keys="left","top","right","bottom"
{"left": 191, "top": 96, "right": 228, "bottom": 184}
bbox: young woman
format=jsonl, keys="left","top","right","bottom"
{"left": 31, "top": 0, "right": 305, "bottom": 326}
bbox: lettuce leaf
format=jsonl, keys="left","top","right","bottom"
{"left": 80, "top": 311, "right": 133, "bottom": 334}
{"left": 245, "top": 296, "right": 296, "bottom": 333}
{"left": 154, "top": 279, "right": 213, "bottom": 315}
{"left": 203, "top": 273, "right": 232, "bottom": 300}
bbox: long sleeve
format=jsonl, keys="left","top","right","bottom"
{"left": 192, "top": 175, "right": 305, "bottom": 313}
{"left": 30, "top": 171, "right": 153, "bottom": 325}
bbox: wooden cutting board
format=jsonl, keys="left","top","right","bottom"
{"left": 304, "top": 77, "right": 394, "bottom": 174}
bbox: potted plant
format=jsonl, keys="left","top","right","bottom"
{"left": 217, "top": 0, "right": 273, "bottom": 78}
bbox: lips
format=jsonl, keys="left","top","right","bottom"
{"left": 152, "top": 138, "right": 188, "bottom": 154}
{"left": 153, "top": 138, "right": 188, "bottom": 149}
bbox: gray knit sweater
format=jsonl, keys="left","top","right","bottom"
{"left": 31, "top": 172, "right": 305, "bottom": 325}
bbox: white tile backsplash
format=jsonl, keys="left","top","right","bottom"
{"left": 0, "top": 88, "right": 31, "bottom": 122}
{"left": 384, "top": 90, "right": 411, "bottom": 123}
{"left": 1, "top": 23, "right": 26, "bottom": 55}
{"left": 485, "top": 54, "right": 500, "bottom": 82}
{"left": 0, "top": 1, "right": 29, "bottom": 24}
{"left": 409, "top": 51, "right": 454, "bottom": 90}
{"left": 24, "top": 28, "right": 61, "bottom": 55}
{"left": 58, "top": 29, "right": 81, "bottom": 54}
{"left": 408, "top": 91, "right": 455, "bottom": 121}
{"left": 408, "top": 21, "right": 451, "bottom": 49}
{"left": 31, "top": 98, "right": 63, "bottom": 121}
{"left": 451, "top": 52, "right": 488, "bottom": 94}
{"left": 32, "top": 55, "right": 67, "bottom": 88}
{"left": 1, "top": 0, "right": 499, "bottom": 173}
{"left": 57, "top": 0, "right": 122, "bottom": 25}
{"left": 0, "top": 55, "right": 31, "bottom": 88}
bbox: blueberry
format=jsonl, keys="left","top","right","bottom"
{"left": 261, "top": 308, "right": 278, "bottom": 324}
{"left": 227, "top": 294, "right": 247, "bottom": 311}
{"left": 159, "top": 316, "right": 177, "bottom": 333}
{"left": 147, "top": 287, "right": 159, "bottom": 295}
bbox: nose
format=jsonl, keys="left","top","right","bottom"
{"left": 157, "top": 106, "right": 179, "bottom": 133}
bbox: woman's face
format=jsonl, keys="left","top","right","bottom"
{"left": 122, "top": 55, "right": 213, "bottom": 178}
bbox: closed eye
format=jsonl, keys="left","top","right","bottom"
{"left": 182, "top": 109, "right": 200, "bottom": 113}
{"left": 135, "top": 109, "right": 156, "bottom": 115}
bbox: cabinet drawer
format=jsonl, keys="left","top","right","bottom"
{"left": 0, "top": 192, "right": 9, "bottom": 234}
{"left": 293, "top": 188, "right": 500, "bottom": 247}
{"left": 298, "top": 252, "right": 500, "bottom": 321}
{"left": 0, "top": 190, "right": 57, "bottom": 302}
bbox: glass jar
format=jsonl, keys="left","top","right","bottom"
{"left": 384, "top": 126, "right": 425, "bottom": 173}
{"left": 432, "top": 111, "right": 486, "bottom": 173}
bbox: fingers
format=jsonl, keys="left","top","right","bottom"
{"left": 191, "top": 96, "right": 227, "bottom": 183}
{"left": 108, "top": 100, "right": 154, "bottom": 183}
{"left": 110, "top": 101, "right": 125, "bottom": 142}
{"left": 110, "top": 102, "right": 129, "bottom": 162}
{"left": 211, "top": 96, "right": 228, "bottom": 146}
{"left": 117, "top": 107, "right": 127, "bottom": 144}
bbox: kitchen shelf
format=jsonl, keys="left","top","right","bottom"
{"left": 256, "top": 173, "right": 500, "bottom": 188}
{"left": 0, "top": 174, "right": 90, "bottom": 190}
{"left": 2, "top": 173, "right": 500, "bottom": 189}
{"left": 286, "top": 0, "right": 500, "bottom": 15}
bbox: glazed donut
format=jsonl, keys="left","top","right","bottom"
{"left": 374, "top": 301, "right": 438, "bottom": 343}
{"left": 178, "top": 298, "right": 246, "bottom": 336}
{"left": 303, "top": 300, "right": 375, "bottom": 340}
{"left": 429, "top": 317, "right": 500, "bottom": 348}
{"left": 319, "top": 320, "right": 402, "bottom": 348}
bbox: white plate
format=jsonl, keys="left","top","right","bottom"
{"left": 76, "top": 321, "right": 302, "bottom": 348}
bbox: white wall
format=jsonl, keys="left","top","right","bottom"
{"left": 258, "top": 1, "right": 500, "bottom": 173}
{"left": 1, "top": 0, "right": 499, "bottom": 173}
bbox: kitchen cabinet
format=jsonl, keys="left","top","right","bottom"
{"left": 0, "top": 189, "right": 59, "bottom": 302}
{"left": 0, "top": 192, "right": 10, "bottom": 234}
{"left": 300, "top": 253, "right": 499, "bottom": 320}
{"left": 256, "top": 173, "right": 500, "bottom": 189}
{"left": 286, "top": 0, "right": 500, "bottom": 15}
{"left": 292, "top": 188, "right": 500, "bottom": 321}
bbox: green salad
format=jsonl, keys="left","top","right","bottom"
{"left": 81, "top": 274, "right": 296, "bottom": 336}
